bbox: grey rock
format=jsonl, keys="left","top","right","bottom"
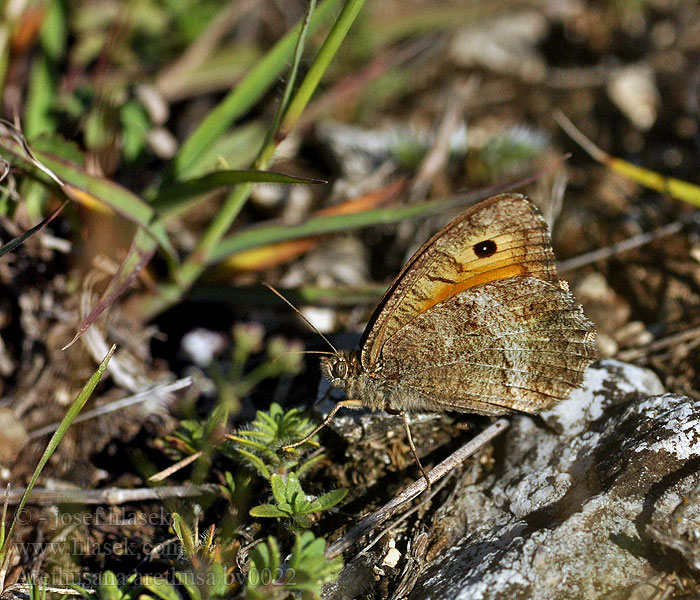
{"left": 407, "top": 360, "right": 700, "bottom": 600}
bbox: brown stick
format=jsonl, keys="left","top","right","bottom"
{"left": 557, "top": 221, "right": 683, "bottom": 273}
{"left": 4, "top": 484, "right": 219, "bottom": 506}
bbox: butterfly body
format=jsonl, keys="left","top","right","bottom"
{"left": 321, "top": 349, "right": 442, "bottom": 413}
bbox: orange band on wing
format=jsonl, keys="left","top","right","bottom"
{"left": 417, "top": 264, "right": 525, "bottom": 313}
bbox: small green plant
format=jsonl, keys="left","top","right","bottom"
{"left": 172, "top": 513, "right": 239, "bottom": 568}
{"left": 246, "top": 532, "right": 342, "bottom": 600}
{"left": 139, "top": 513, "right": 241, "bottom": 600}
{"left": 72, "top": 571, "right": 140, "bottom": 600}
{"left": 156, "top": 404, "right": 229, "bottom": 461}
{"left": 26, "top": 578, "right": 47, "bottom": 600}
{"left": 250, "top": 472, "right": 347, "bottom": 528}
{"left": 225, "top": 403, "right": 323, "bottom": 480}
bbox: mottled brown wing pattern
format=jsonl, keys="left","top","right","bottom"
{"left": 376, "top": 277, "right": 596, "bottom": 415}
{"left": 360, "top": 194, "right": 557, "bottom": 369}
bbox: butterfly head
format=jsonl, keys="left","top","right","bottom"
{"left": 320, "top": 350, "right": 362, "bottom": 391}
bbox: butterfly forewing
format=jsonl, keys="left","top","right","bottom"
{"left": 361, "top": 194, "right": 558, "bottom": 369}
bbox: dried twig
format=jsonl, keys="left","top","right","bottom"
{"left": 617, "top": 324, "right": 700, "bottom": 362}
{"left": 4, "top": 484, "right": 218, "bottom": 506}
{"left": 149, "top": 451, "right": 203, "bottom": 482}
{"left": 27, "top": 377, "right": 193, "bottom": 440}
{"left": 557, "top": 221, "right": 683, "bottom": 273}
{"left": 358, "top": 473, "right": 452, "bottom": 556}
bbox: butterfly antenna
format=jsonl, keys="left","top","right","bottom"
{"left": 262, "top": 282, "right": 339, "bottom": 353}
{"left": 270, "top": 349, "right": 336, "bottom": 365}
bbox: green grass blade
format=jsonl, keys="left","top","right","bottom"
{"left": 281, "top": 0, "right": 366, "bottom": 135}
{"left": 209, "top": 194, "right": 474, "bottom": 262}
{"left": 208, "top": 158, "right": 565, "bottom": 264}
{"left": 151, "top": 0, "right": 364, "bottom": 318}
{"left": 153, "top": 0, "right": 322, "bottom": 312}
{"left": 0, "top": 346, "right": 115, "bottom": 557}
{"left": 153, "top": 169, "right": 325, "bottom": 214}
{"left": 169, "top": 0, "right": 342, "bottom": 180}
{"left": 254, "top": 0, "right": 317, "bottom": 169}
{"left": 187, "top": 0, "right": 319, "bottom": 257}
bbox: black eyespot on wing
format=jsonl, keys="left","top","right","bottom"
{"left": 473, "top": 239, "right": 497, "bottom": 258}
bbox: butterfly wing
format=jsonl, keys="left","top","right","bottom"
{"left": 376, "top": 276, "right": 596, "bottom": 414}
{"left": 361, "top": 193, "right": 559, "bottom": 370}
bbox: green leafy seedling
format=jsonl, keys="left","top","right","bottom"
{"left": 245, "top": 532, "right": 342, "bottom": 600}
{"left": 161, "top": 513, "right": 240, "bottom": 599}
{"left": 249, "top": 472, "right": 347, "bottom": 528}
{"left": 226, "top": 403, "right": 324, "bottom": 479}
{"left": 286, "top": 531, "right": 343, "bottom": 598}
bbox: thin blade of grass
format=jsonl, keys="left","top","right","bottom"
{"left": 0, "top": 346, "right": 115, "bottom": 557}
{"left": 0, "top": 201, "right": 66, "bottom": 258}
{"left": 144, "top": 153, "right": 564, "bottom": 318}
{"left": 556, "top": 110, "right": 700, "bottom": 208}
{"left": 216, "top": 179, "right": 405, "bottom": 272}
{"left": 280, "top": 0, "right": 366, "bottom": 137}
{"left": 209, "top": 153, "right": 568, "bottom": 264}
{"left": 169, "top": 0, "right": 342, "bottom": 180}
{"left": 153, "top": 169, "right": 326, "bottom": 214}
{"left": 255, "top": 0, "right": 318, "bottom": 168}
{"left": 210, "top": 188, "right": 509, "bottom": 263}
{"left": 152, "top": 0, "right": 323, "bottom": 313}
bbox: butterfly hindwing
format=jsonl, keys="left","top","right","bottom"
{"left": 376, "top": 277, "right": 596, "bottom": 414}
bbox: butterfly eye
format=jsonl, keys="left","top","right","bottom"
{"left": 333, "top": 361, "right": 348, "bottom": 379}
{"left": 473, "top": 239, "right": 497, "bottom": 258}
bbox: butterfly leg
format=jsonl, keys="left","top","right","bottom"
{"left": 281, "top": 399, "right": 363, "bottom": 451}
{"left": 398, "top": 410, "right": 431, "bottom": 490}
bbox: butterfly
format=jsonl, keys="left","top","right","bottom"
{"left": 280, "top": 193, "right": 597, "bottom": 487}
